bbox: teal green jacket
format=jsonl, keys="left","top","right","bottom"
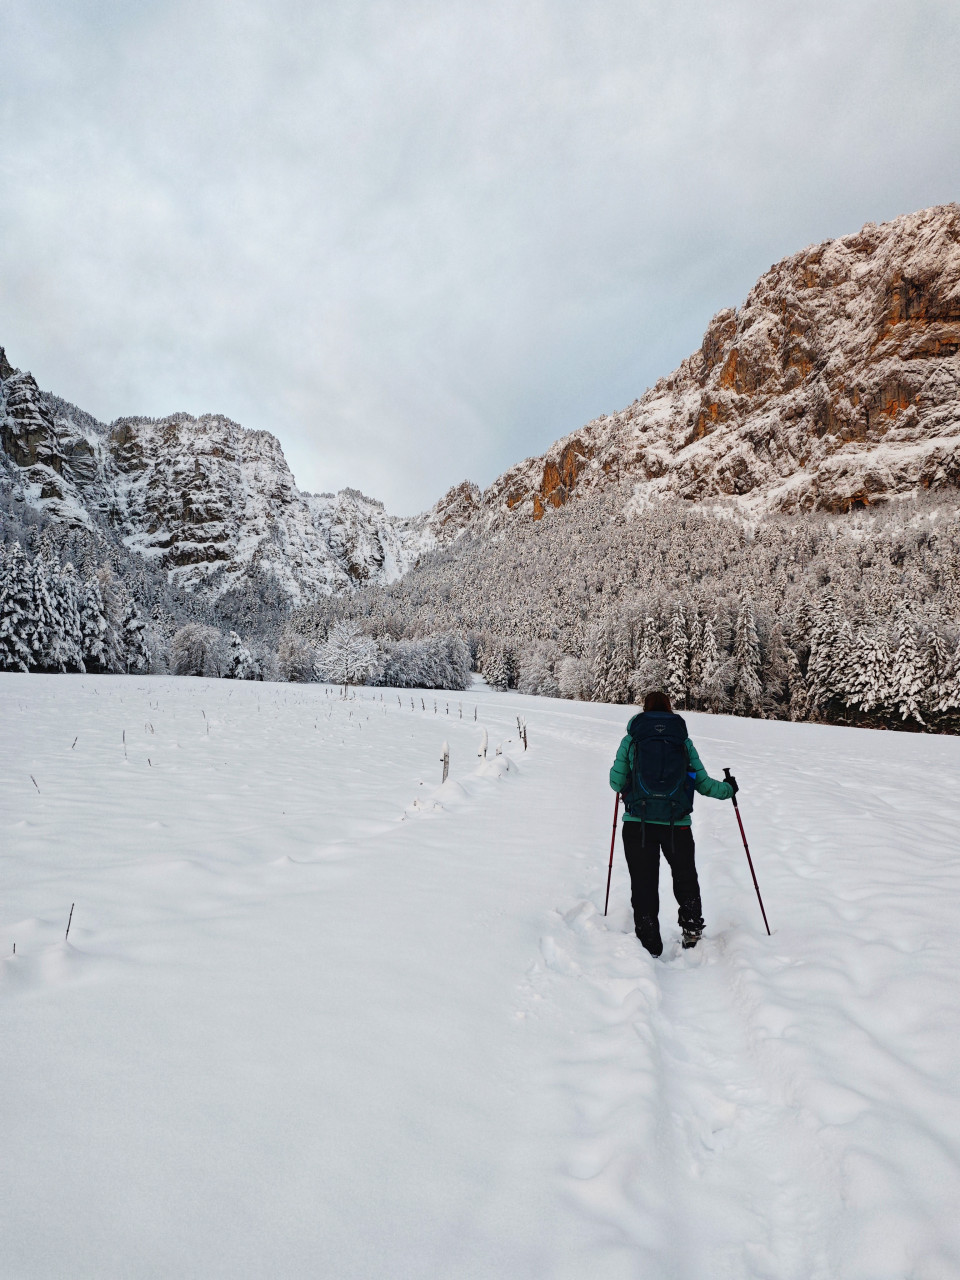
{"left": 609, "top": 716, "right": 733, "bottom": 825}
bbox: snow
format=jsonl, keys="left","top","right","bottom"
{"left": 2, "top": 675, "right": 960, "bottom": 1278}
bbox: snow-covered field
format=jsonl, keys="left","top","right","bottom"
{"left": 3, "top": 675, "right": 960, "bottom": 1280}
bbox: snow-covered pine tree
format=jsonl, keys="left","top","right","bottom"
{"left": 55, "top": 562, "right": 85, "bottom": 672}
{"left": 120, "top": 596, "right": 151, "bottom": 672}
{"left": 607, "top": 620, "right": 633, "bottom": 704}
{"left": 591, "top": 626, "right": 613, "bottom": 702}
{"left": 921, "top": 626, "right": 951, "bottom": 724}
{"left": 557, "top": 653, "right": 592, "bottom": 700}
{"left": 687, "top": 610, "right": 704, "bottom": 709}
{"left": 225, "top": 631, "right": 258, "bottom": 679}
{"left": 850, "top": 625, "right": 894, "bottom": 720}
{"left": 0, "top": 541, "right": 34, "bottom": 672}
{"left": 592, "top": 621, "right": 631, "bottom": 703}
{"left": 731, "top": 596, "right": 762, "bottom": 715}
{"left": 935, "top": 636, "right": 960, "bottom": 724}
{"left": 479, "top": 638, "right": 515, "bottom": 691}
{"left": 806, "top": 593, "right": 843, "bottom": 715}
{"left": 96, "top": 565, "right": 126, "bottom": 672}
{"left": 630, "top": 612, "right": 666, "bottom": 700}
{"left": 833, "top": 618, "right": 858, "bottom": 714}
{"left": 891, "top": 609, "right": 926, "bottom": 725}
{"left": 445, "top": 634, "right": 473, "bottom": 691}
{"left": 27, "top": 554, "right": 60, "bottom": 669}
{"left": 785, "top": 644, "right": 811, "bottom": 722}
{"left": 760, "top": 620, "right": 791, "bottom": 717}
{"left": 665, "top": 599, "right": 689, "bottom": 709}
{"left": 78, "top": 574, "right": 108, "bottom": 671}
{"left": 787, "top": 595, "right": 814, "bottom": 677}
{"left": 698, "top": 614, "right": 728, "bottom": 713}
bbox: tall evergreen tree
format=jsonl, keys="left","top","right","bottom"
{"left": 699, "top": 615, "right": 728, "bottom": 713}
{"left": 891, "top": 609, "right": 925, "bottom": 725}
{"left": 921, "top": 626, "right": 951, "bottom": 722}
{"left": 665, "top": 600, "right": 689, "bottom": 709}
{"left": 687, "top": 610, "right": 704, "bottom": 710}
{"left": 732, "top": 596, "right": 762, "bottom": 715}
{"left": 631, "top": 612, "right": 666, "bottom": 698}
{"left": 97, "top": 565, "right": 126, "bottom": 672}
{"left": 935, "top": 637, "right": 960, "bottom": 722}
{"left": 79, "top": 575, "right": 108, "bottom": 670}
{"left": 760, "top": 620, "right": 791, "bottom": 717}
{"left": 28, "top": 554, "right": 59, "bottom": 669}
{"left": 0, "top": 542, "right": 34, "bottom": 672}
{"left": 851, "top": 625, "right": 894, "bottom": 719}
{"left": 54, "top": 562, "right": 85, "bottom": 672}
{"left": 120, "top": 597, "right": 151, "bottom": 672}
{"left": 806, "top": 593, "right": 843, "bottom": 714}
{"left": 225, "top": 631, "right": 258, "bottom": 679}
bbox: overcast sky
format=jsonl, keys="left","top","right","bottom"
{"left": 2, "top": 1, "right": 958, "bottom": 514}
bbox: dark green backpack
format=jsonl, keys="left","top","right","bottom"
{"left": 622, "top": 712, "right": 696, "bottom": 825}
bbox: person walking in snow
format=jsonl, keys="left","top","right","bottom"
{"left": 609, "top": 690, "right": 736, "bottom": 956}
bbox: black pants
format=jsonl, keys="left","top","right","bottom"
{"left": 622, "top": 822, "right": 704, "bottom": 931}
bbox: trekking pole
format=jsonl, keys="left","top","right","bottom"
{"left": 724, "top": 768, "right": 771, "bottom": 935}
{"left": 604, "top": 794, "right": 620, "bottom": 917}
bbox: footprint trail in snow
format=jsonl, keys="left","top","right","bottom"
{"left": 2, "top": 676, "right": 960, "bottom": 1279}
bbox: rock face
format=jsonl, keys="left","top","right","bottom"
{"left": 480, "top": 204, "right": 960, "bottom": 518}
{"left": 0, "top": 383, "right": 432, "bottom": 603}
{"left": 106, "top": 414, "right": 432, "bottom": 599}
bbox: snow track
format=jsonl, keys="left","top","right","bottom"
{"left": 2, "top": 676, "right": 960, "bottom": 1278}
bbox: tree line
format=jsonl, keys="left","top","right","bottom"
{"left": 290, "top": 488, "right": 960, "bottom": 732}
{"left": 6, "top": 479, "right": 960, "bottom": 732}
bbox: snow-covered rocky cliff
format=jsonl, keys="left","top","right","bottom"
{"left": 0, "top": 367, "right": 434, "bottom": 603}
{"left": 476, "top": 203, "right": 960, "bottom": 521}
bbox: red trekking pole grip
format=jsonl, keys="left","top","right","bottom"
{"left": 724, "top": 768, "right": 771, "bottom": 936}
{"left": 604, "top": 793, "right": 620, "bottom": 917}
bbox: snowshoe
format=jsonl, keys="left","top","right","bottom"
{"left": 635, "top": 915, "right": 663, "bottom": 957}
{"left": 681, "top": 928, "right": 702, "bottom": 950}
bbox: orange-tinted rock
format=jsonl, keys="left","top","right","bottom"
{"left": 479, "top": 204, "right": 960, "bottom": 519}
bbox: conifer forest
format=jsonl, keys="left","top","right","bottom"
{"left": 4, "top": 474, "right": 960, "bottom": 732}
{"left": 292, "top": 488, "right": 960, "bottom": 733}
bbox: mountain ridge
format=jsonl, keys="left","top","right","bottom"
{"left": 2, "top": 203, "right": 959, "bottom": 613}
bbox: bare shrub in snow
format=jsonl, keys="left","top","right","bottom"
{"left": 379, "top": 633, "right": 471, "bottom": 690}
{"left": 277, "top": 633, "right": 317, "bottom": 682}
{"left": 557, "top": 655, "right": 592, "bottom": 700}
{"left": 171, "top": 624, "right": 227, "bottom": 678}
{"left": 315, "top": 622, "right": 380, "bottom": 685}
{"left": 517, "top": 642, "right": 560, "bottom": 697}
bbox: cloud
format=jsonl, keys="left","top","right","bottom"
{"left": 2, "top": 0, "right": 958, "bottom": 513}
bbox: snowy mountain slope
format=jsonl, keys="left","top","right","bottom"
{"left": 3, "top": 674, "right": 959, "bottom": 1278}
{"left": 473, "top": 203, "right": 960, "bottom": 522}
{"left": 3, "top": 204, "right": 959, "bottom": 612}
{"left": 0, "top": 354, "right": 434, "bottom": 604}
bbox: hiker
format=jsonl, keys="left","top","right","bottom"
{"left": 609, "top": 690, "right": 736, "bottom": 956}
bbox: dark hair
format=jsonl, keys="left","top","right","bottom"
{"left": 643, "top": 690, "right": 673, "bottom": 713}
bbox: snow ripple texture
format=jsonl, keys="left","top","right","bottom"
{"left": 2, "top": 676, "right": 959, "bottom": 1278}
